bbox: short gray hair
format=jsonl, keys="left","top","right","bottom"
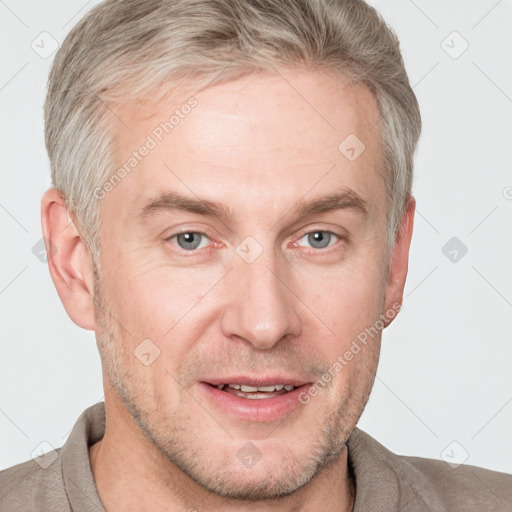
{"left": 45, "top": 0, "right": 421, "bottom": 261}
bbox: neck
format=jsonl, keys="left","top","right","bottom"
{"left": 89, "top": 386, "right": 355, "bottom": 512}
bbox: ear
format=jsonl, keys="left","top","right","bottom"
{"left": 41, "top": 188, "right": 97, "bottom": 330}
{"left": 383, "top": 195, "right": 415, "bottom": 327}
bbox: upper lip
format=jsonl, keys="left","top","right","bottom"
{"left": 200, "top": 375, "right": 313, "bottom": 387}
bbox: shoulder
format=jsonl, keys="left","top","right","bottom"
{"left": 348, "top": 428, "right": 512, "bottom": 511}
{"left": 1, "top": 403, "right": 105, "bottom": 512}
{"left": 0, "top": 450, "right": 70, "bottom": 511}
{"left": 399, "top": 453, "right": 512, "bottom": 510}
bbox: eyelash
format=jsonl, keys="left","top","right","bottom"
{"left": 292, "top": 230, "right": 345, "bottom": 254}
{"left": 165, "top": 229, "right": 219, "bottom": 256}
{"left": 165, "top": 228, "right": 347, "bottom": 256}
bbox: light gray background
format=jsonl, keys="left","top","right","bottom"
{"left": 1, "top": 0, "right": 511, "bottom": 473}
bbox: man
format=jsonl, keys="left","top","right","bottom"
{"left": 1, "top": 0, "right": 510, "bottom": 510}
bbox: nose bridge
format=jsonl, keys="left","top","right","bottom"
{"left": 221, "top": 246, "right": 301, "bottom": 349}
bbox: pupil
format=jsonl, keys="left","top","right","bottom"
{"left": 178, "top": 232, "right": 201, "bottom": 250}
{"left": 309, "top": 231, "right": 330, "bottom": 249}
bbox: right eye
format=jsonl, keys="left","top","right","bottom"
{"left": 167, "top": 231, "right": 211, "bottom": 251}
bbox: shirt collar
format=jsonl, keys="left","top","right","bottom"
{"left": 60, "top": 402, "right": 419, "bottom": 511}
{"left": 61, "top": 402, "right": 106, "bottom": 511}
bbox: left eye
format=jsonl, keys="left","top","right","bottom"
{"left": 169, "top": 232, "right": 210, "bottom": 250}
{"left": 297, "top": 231, "right": 339, "bottom": 249}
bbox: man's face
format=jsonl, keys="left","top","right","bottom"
{"left": 95, "top": 70, "right": 392, "bottom": 499}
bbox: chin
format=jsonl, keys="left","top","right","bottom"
{"left": 157, "top": 432, "right": 347, "bottom": 502}
{"left": 182, "top": 455, "right": 320, "bottom": 501}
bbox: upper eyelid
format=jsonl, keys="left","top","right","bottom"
{"left": 166, "top": 228, "right": 213, "bottom": 240}
{"left": 167, "top": 227, "right": 343, "bottom": 239}
{"left": 293, "top": 230, "right": 343, "bottom": 249}
{"left": 296, "top": 228, "right": 343, "bottom": 239}
{"left": 167, "top": 228, "right": 345, "bottom": 251}
{"left": 293, "top": 227, "right": 346, "bottom": 245}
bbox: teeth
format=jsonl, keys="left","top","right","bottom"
{"left": 256, "top": 385, "right": 276, "bottom": 392}
{"left": 223, "top": 383, "right": 296, "bottom": 392}
{"left": 243, "top": 393, "right": 273, "bottom": 399}
{"left": 240, "top": 385, "right": 258, "bottom": 392}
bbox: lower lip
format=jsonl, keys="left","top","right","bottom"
{"left": 198, "top": 383, "right": 310, "bottom": 422}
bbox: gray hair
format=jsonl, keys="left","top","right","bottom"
{"left": 45, "top": 0, "right": 421, "bottom": 262}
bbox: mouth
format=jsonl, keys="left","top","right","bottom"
{"left": 198, "top": 377, "right": 312, "bottom": 422}
{"left": 208, "top": 382, "right": 300, "bottom": 400}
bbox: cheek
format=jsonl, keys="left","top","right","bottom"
{"left": 291, "top": 261, "right": 385, "bottom": 391}
{"left": 103, "top": 256, "right": 224, "bottom": 338}
{"left": 300, "top": 261, "right": 384, "bottom": 330}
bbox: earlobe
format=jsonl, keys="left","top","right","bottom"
{"left": 383, "top": 195, "right": 416, "bottom": 327}
{"left": 41, "top": 188, "right": 97, "bottom": 331}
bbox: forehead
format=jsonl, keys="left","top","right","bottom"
{"left": 106, "top": 70, "right": 384, "bottom": 221}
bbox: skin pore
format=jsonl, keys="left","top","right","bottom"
{"left": 42, "top": 69, "right": 415, "bottom": 511}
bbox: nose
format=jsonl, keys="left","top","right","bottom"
{"left": 220, "top": 249, "right": 302, "bottom": 350}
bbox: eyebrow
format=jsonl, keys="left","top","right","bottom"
{"left": 138, "top": 192, "right": 232, "bottom": 222}
{"left": 137, "top": 188, "right": 369, "bottom": 224}
{"left": 295, "top": 189, "right": 368, "bottom": 218}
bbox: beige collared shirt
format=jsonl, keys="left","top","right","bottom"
{"left": 1, "top": 402, "right": 511, "bottom": 511}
